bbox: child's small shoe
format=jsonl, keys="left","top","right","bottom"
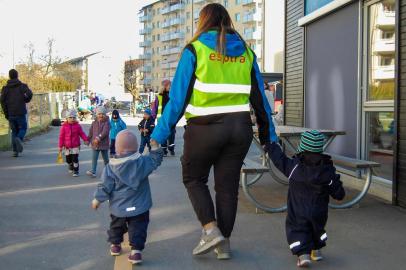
{"left": 311, "top": 250, "right": 323, "bottom": 261}
{"left": 110, "top": 244, "right": 122, "bottom": 256}
{"left": 72, "top": 172, "right": 79, "bottom": 177}
{"left": 297, "top": 254, "right": 311, "bottom": 268}
{"left": 128, "top": 250, "right": 142, "bottom": 265}
{"left": 86, "top": 170, "right": 96, "bottom": 178}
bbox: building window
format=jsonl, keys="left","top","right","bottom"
{"left": 224, "top": 0, "right": 229, "bottom": 8}
{"left": 157, "top": 21, "right": 160, "bottom": 28}
{"left": 152, "top": 22, "right": 155, "bottom": 29}
{"left": 153, "top": 9, "right": 156, "bottom": 16}
{"left": 363, "top": 0, "right": 396, "bottom": 181}
{"left": 187, "top": 12, "right": 190, "bottom": 19}
{"left": 235, "top": 13, "right": 241, "bottom": 22}
{"left": 157, "top": 34, "right": 160, "bottom": 41}
{"left": 235, "top": 0, "right": 241, "bottom": 4}
{"left": 187, "top": 26, "right": 191, "bottom": 33}
{"left": 152, "top": 35, "right": 155, "bottom": 42}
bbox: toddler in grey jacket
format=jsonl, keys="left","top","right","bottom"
{"left": 92, "top": 129, "right": 163, "bottom": 265}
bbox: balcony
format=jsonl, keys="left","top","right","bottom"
{"left": 139, "top": 28, "right": 152, "bottom": 35}
{"left": 193, "top": 0, "right": 206, "bottom": 4}
{"left": 162, "top": 17, "right": 185, "bottom": 28}
{"left": 141, "top": 77, "right": 152, "bottom": 85}
{"left": 161, "top": 3, "right": 185, "bottom": 15}
{"left": 140, "top": 65, "right": 152, "bottom": 72}
{"left": 139, "top": 14, "right": 152, "bottom": 22}
{"left": 161, "top": 46, "right": 182, "bottom": 56}
{"left": 376, "top": 11, "right": 395, "bottom": 29}
{"left": 162, "top": 62, "right": 178, "bottom": 69}
{"left": 242, "top": 12, "right": 261, "bottom": 24}
{"left": 373, "top": 65, "right": 395, "bottom": 80}
{"left": 139, "top": 40, "right": 152, "bottom": 47}
{"left": 242, "top": 0, "right": 261, "bottom": 6}
{"left": 162, "top": 32, "right": 185, "bottom": 42}
{"left": 139, "top": 53, "right": 152, "bottom": 60}
{"left": 243, "top": 28, "right": 262, "bottom": 40}
{"left": 373, "top": 39, "right": 395, "bottom": 54}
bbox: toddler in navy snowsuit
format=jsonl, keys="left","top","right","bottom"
{"left": 266, "top": 130, "right": 345, "bottom": 267}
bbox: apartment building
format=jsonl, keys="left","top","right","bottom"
{"left": 138, "top": 0, "right": 265, "bottom": 92}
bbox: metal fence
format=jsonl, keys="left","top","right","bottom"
{"left": 0, "top": 92, "right": 77, "bottom": 149}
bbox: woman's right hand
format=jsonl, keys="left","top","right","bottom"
{"left": 150, "top": 139, "right": 159, "bottom": 150}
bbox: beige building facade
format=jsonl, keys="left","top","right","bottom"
{"left": 138, "top": 0, "right": 267, "bottom": 92}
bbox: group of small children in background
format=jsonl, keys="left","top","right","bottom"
{"left": 58, "top": 107, "right": 127, "bottom": 178}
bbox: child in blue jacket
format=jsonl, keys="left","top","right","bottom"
{"left": 109, "top": 110, "right": 127, "bottom": 157}
{"left": 266, "top": 130, "right": 345, "bottom": 268}
{"left": 92, "top": 129, "right": 163, "bottom": 265}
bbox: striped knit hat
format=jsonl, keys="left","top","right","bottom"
{"left": 298, "top": 130, "right": 325, "bottom": 153}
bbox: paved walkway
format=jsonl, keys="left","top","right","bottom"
{"left": 0, "top": 118, "right": 405, "bottom": 270}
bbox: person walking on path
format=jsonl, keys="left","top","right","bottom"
{"left": 138, "top": 108, "right": 155, "bottom": 154}
{"left": 151, "top": 79, "right": 175, "bottom": 156}
{"left": 109, "top": 109, "right": 127, "bottom": 158}
{"left": 87, "top": 106, "right": 110, "bottom": 177}
{"left": 150, "top": 3, "right": 277, "bottom": 260}
{"left": 58, "top": 109, "right": 89, "bottom": 177}
{"left": 0, "top": 69, "right": 33, "bottom": 157}
{"left": 92, "top": 130, "right": 163, "bottom": 265}
{"left": 266, "top": 130, "right": 345, "bottom": 267}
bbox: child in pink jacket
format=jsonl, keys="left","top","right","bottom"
{"left": 59, "top": 109, "right": 89, "bottom": 177}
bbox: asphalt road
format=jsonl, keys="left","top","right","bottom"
{"left": 0, "top": 119, "right": 405, "bottom": 270}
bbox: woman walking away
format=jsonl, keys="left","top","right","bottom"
{"left": 58, "top": 109, "right": 89, "bottom": 177}
{"left": 87, "top": 106, "right": 110, "bottom": 177}
{"left": 150, "top": 3, "right": 277, "bottom": 260}
{"left": 110, "top": 109, "right": 127, "bottom": 158}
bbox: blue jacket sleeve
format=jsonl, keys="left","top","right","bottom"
{"left": 251, "top": 56, "right": 278, "bottom": 143}
{"left": 94, "top": 167, "right": 115, "bottom": 203}
{"left": 133, "top": 148, "right": 164, "bottom": 182}
{"left": 120, "top": 119, "right": 127, "bottom": 131}
{"left": 151, "top": 49, "right": 196, "bottom": 144}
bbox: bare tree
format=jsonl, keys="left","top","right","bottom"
{"left": 122, "top": 58, "right": 142, "bottom": 101}
{"left": 39, "top": 38, "right": 61, "bottom": 78}
{"left": 24, "top": 42, "right": 35, "bottom": 70}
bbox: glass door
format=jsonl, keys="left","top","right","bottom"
{"left": 363, "top": 0, "right": 396, "bottom": 181}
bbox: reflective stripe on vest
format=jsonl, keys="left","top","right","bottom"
{"left": 157, "top": 95, "right": 163, "bottom": 118}
{"left": 185, "top": 39, "right": 253, "bottom": 119}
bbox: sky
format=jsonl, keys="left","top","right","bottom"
{"left": 0, "top": 0, "right": 155, "bottom": 98}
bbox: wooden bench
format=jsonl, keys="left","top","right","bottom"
{"left": 326, "top": 153, "right": 381, "bottom": 209}
{"left": 241, "top": 158, "right": 270, "bottom": 174}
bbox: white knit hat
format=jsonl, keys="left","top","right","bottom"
{"left": 96, "top": 106, "right": 107, "bottom": 115}
{"left": 67, "top": 109, "right": 77, "bottom": 118}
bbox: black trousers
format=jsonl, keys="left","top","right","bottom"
{"left": 181, "top": 113, "right": 253, "bottom": 238}
{"left": 162, "top": 129, "right": 176, "bottom": 153}
{"left": 108, "top": 211, "right": 150, "bottom": 251}
{"left": 110, "top": 139, "right": 116, "bottom": 155}
{"left": 66, "top": 154, "right": 79, "bottom": 173}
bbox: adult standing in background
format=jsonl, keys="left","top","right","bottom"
{"left": 264, "top": 82, "right": 275, "bottom": 113}
{"left": 0, "top": 69, "right": 33, "bottom": 157}
{"left": 150, "top": 3, "right": 277, "bottom": 259}
{"left": 151, "top": 79, "right": 175, "bottom": 156}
